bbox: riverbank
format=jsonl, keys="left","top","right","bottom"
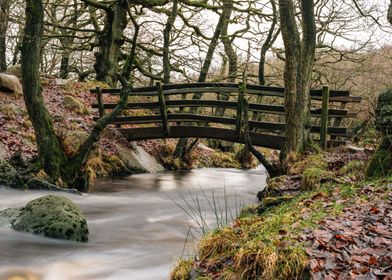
{"left": 170, "top": 147, "right": 392, "bottom": 279}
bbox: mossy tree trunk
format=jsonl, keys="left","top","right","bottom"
{"left": 278, "top": 0, "right": 316, "bottom": 165}
{"left": 0, "top": 0, "right": 11, "bottom": 72}
{"left": 22, "top": 0, "right": 68, "bottom": 180}
{"left": 22, "top": 0, "right": 137, "bottom": 188}
{"left": 94, "top": 0, "right": 128, "bottom": 86}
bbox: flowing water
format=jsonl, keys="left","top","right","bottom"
{"left": 0, "top": 167, "right": 266, "bottom": 280}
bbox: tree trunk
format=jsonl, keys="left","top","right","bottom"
{"left": 95, "top": 0, "right": 128, "bottom": 86}
{"left": 175, "top": 1, "right": 232, "bottom": 157}
{"left": 163, "top": 0, "right": 178, "bottom": 84}
{"left": 59, "top": 51, "right": 71, "bottom": 79}
{"left": 216, "top": 1, "right": 235, "bottom": 117}
{"left": 258, "top": 0, "right": 278, "bottom": 86}
{"left": 22, "top": 0, "right": 138, "bottom": 189}
{"left": 278, "top": 0, "right": 316, "bottom": 164}
{"left": 22, "top": 0, "right": 68, "bottom": 179}
{"left": 0, "top": 0, "right": 11, "bottom": 72}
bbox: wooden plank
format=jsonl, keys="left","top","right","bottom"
{"left": 96, "top": 113, "right": 348, "bottom": 137}
{"left": 320, "top": 85, "right": 330, "bottom": 148}
{"left": 93, "top": 115, "right": 162, "bottom": 124}
{"left": 156, "top": 82, "right": 170, "bottom": 136}
{"left": 94, "top": 100, "right": 357, "bottom": 119}
{"left": 91, "top": 82, "right": 349, "bottom": 96}
{"left": 117, "top": 126, "right": 286, "bottom": 150}
{"left": 331, "top": 101, "right": 348, "bottom": 140}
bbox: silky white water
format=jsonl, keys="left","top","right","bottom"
{"left": 0, "top": 167, "right": 266, "bottom": 280}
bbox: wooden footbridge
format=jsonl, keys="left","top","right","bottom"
{"left": 91, "top": 82, "right": 361, "bottom": 150}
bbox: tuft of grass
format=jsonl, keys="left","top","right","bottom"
{"left": 170, "top": 258, "right": 193, "bottom": 280}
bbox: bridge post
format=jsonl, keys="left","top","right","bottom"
{"left": 95, "top": 87, "right": 104, "bottom": 118}
{"left": 320, "top": 85, "right": 330, "bottom": 148}
{"left": 156, "top": 82, "right": 170, "bottom": 136}
{"left": 235, "top": 82, "right": 246, "bottom": 142}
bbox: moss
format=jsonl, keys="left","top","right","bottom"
{"left": 209, "top": 152, "right": 241, "bottom": 169}
{"left": 366, "top": 140, "right": 392, "bottom": 178}
{"left": 170, "top": 259, "right": 193, "bottom": 280}
{"left": 83, "top": 150, "right": 128, "bottom": 189}
{"left": 340, "top": 160, "right": 366, "bottom": 178}
{"left": 261, "top": 195, "right": 293, "bottom": 208}
{"left": 302, "top": 167, "right": 331, "bottom": 191}
{"left": 62, "top": 95, "right": 90, "bottom": 115}
{"left": 62, "top": 130, "right": 88, "bottom": 158}
{"left": 289, "top": 154, "right": 327, "bottom": 175}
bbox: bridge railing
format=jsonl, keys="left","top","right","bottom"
{"left": 90, "top": 82, "right": 361, "bottom": 150}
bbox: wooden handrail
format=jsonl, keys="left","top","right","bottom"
{"left": 92, "top": 100, "right": 356, "bottom": 118}
{"left": 90, "top": 82, "right": 353, "bottom": 100}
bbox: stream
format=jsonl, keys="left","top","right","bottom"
{"left": 0, "top": 167, "right": 266, "bottom": 280}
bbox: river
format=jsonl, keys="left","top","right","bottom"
{"left": 0, "top": 167, "right": 266, "bottom": 280}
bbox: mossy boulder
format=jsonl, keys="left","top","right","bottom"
{"left": 0, "top": 159, "right": 24, "bottom": 188}
{"left": 63, "top": 130, "right": 89, "bottom": 157}
{"left": 366, "top": 89, "right": 392, "bottom": 178}
{"left": 5, "top": 64, "right": 22, "bottom": 79}
{"left": 0, "top": 208, "right": 22, "bottom": 226}
{"left": 12, "top": 195, "right": 89, "bottom": 242}
{"left": 62, "top": 95, "right": 89, "bottom": 114}
{"left": 366, "top": 140, "right": 392, "bottom": 178}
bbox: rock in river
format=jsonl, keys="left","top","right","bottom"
{"left": 10, "top": 195, "right": 89, "bottom": 242}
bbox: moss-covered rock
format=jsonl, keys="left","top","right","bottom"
{"left": 12, "top": 195, "right": 89, "bottom": 242}
{"left": 366, "top": 89, "right": 392, "bottom": 178}
{"left": 302, "top": 167, "right": 331, "bottom": 191}
{"left": 62, "top": 130, "right": 89, "bottom": 157}
{"left": 5, "top": 64, "right": 22, "bottom": 79}
{"left": 62, "top": 95, "right": 89, "bottom": 114}
{"left": 366, "top": 140, "right": 392, "bottom": 178}
{"left": 0, "top": 159, "right": 24, "bottom": 188}
{"left": 0, "top": 208, "right": 22, "bottom": 226}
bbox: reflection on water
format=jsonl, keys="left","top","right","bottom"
{"left": 0, "top": 167, "right": 266, "bottom": 280}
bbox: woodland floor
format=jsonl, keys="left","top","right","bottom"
{"left": 306, "top": 183, "right": 392, "bottom": 279}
